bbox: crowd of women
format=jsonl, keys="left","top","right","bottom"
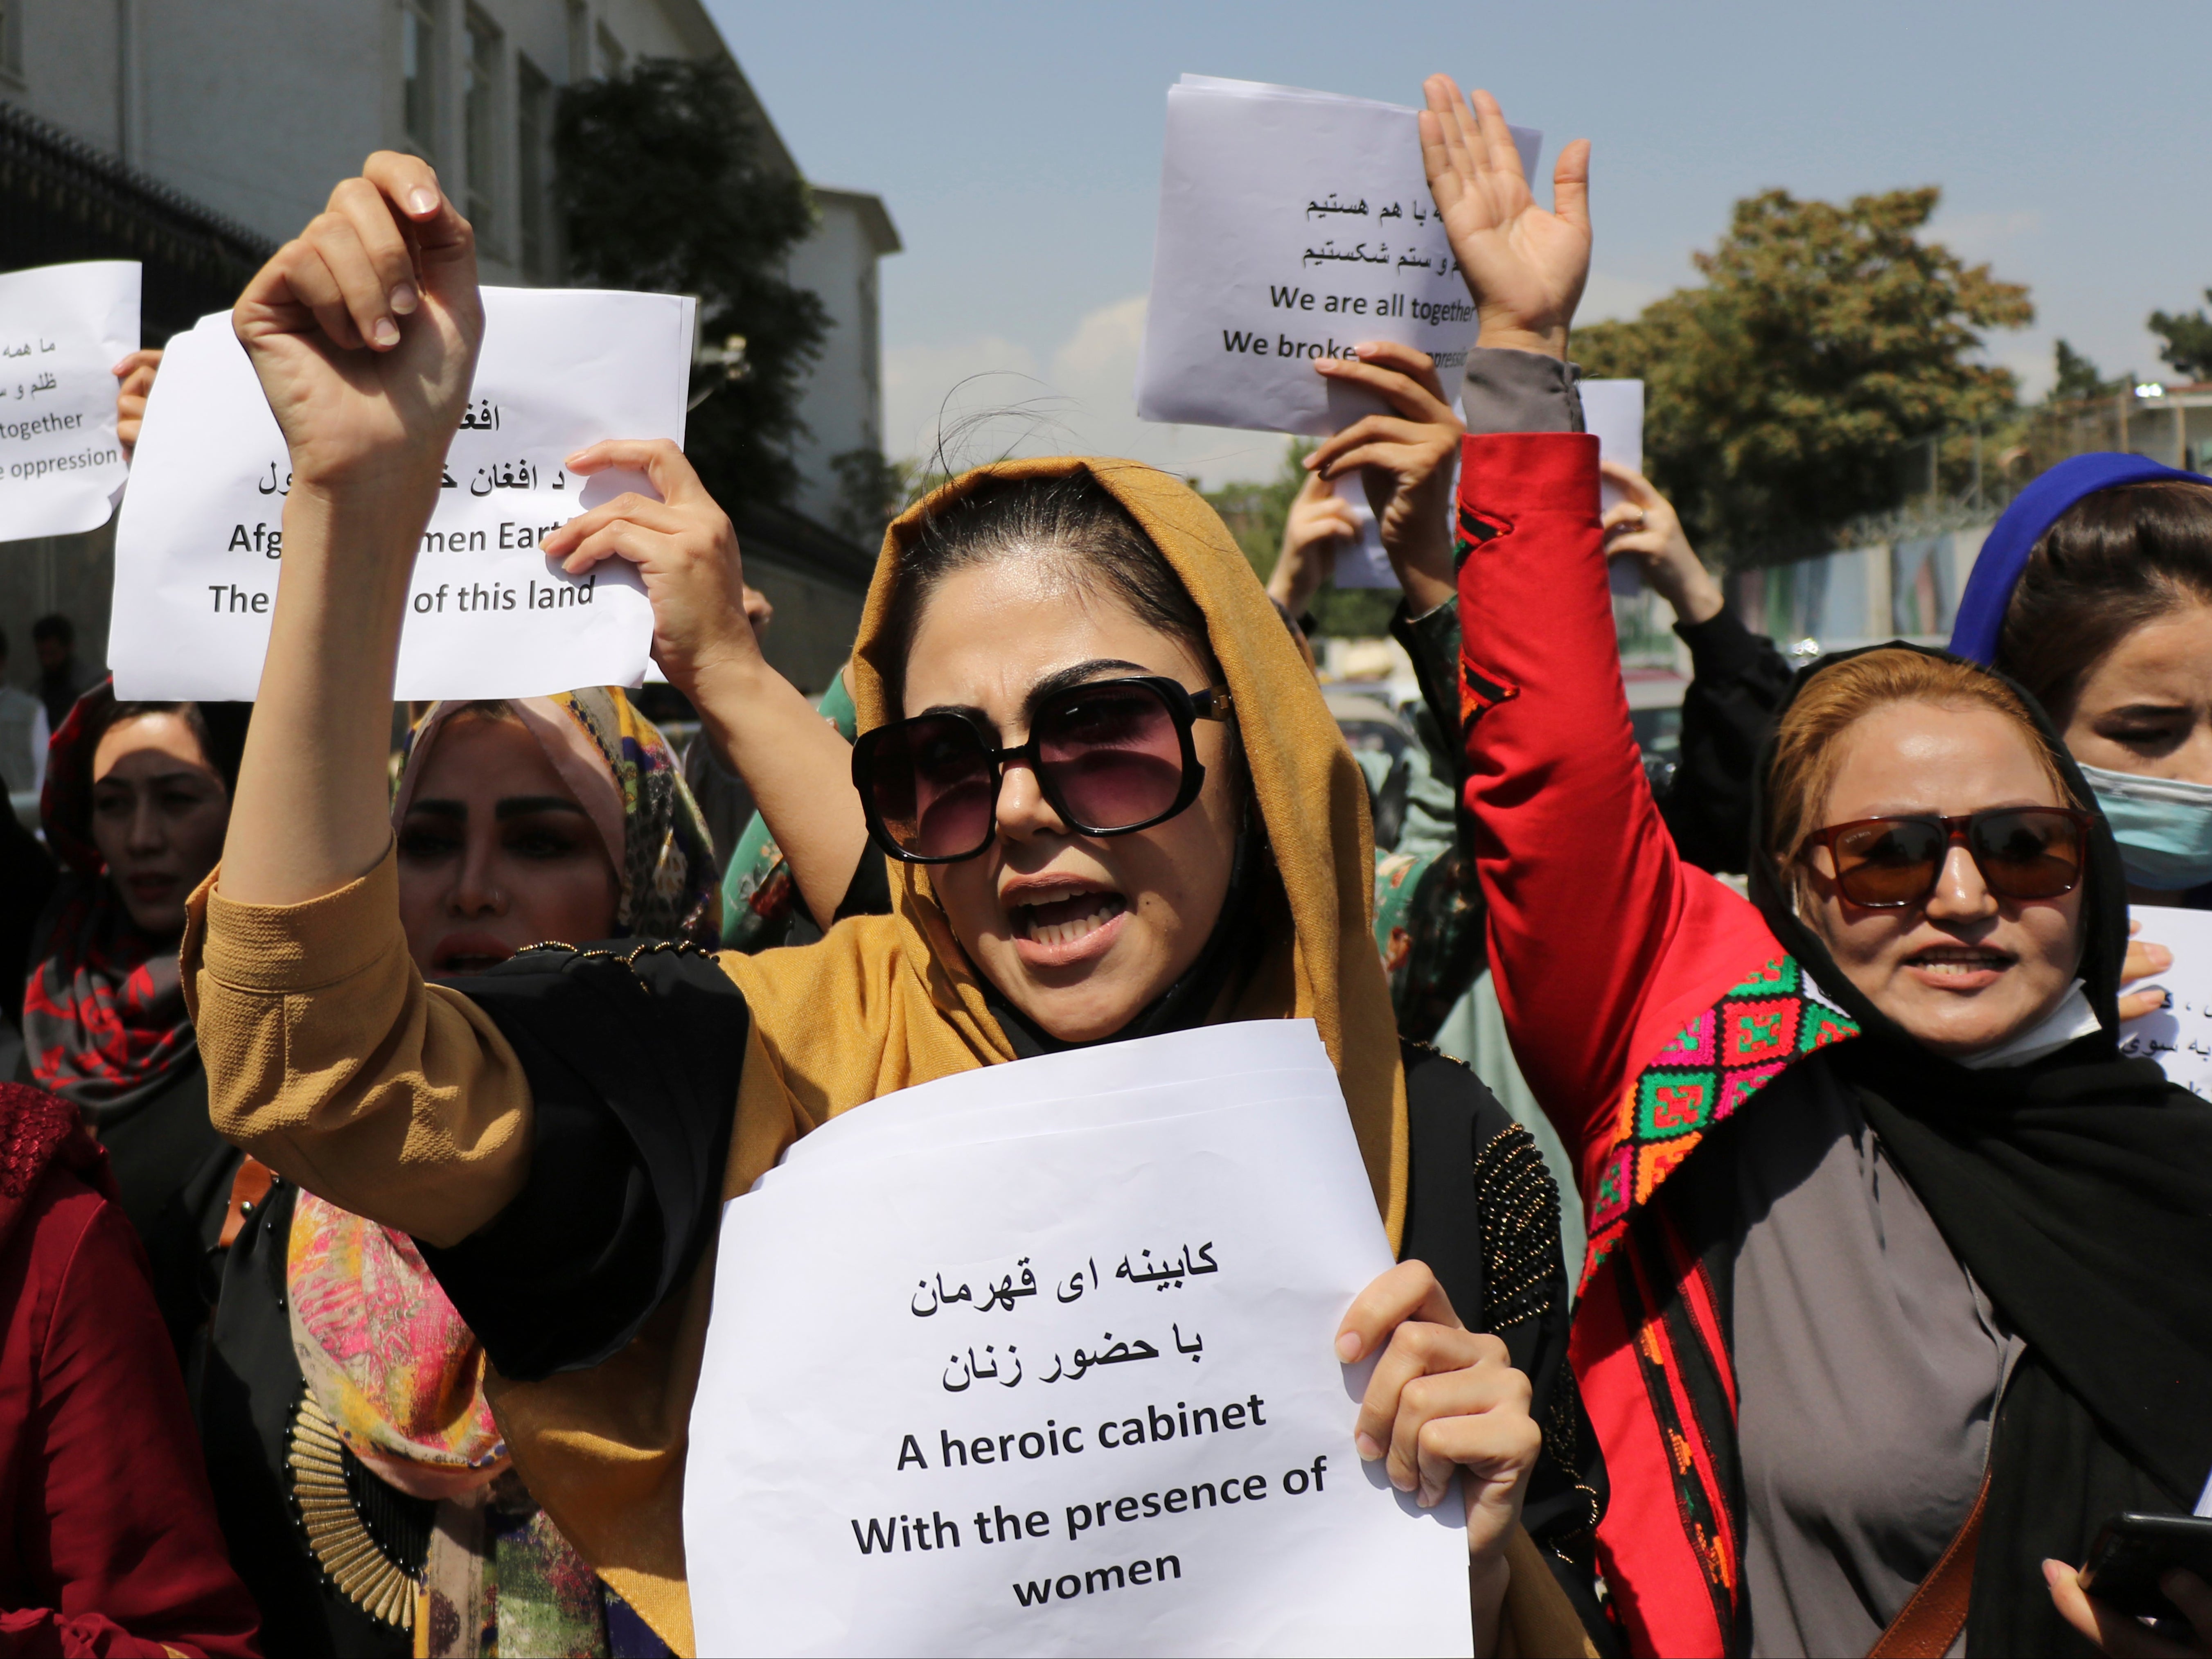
{"left": 0, "top": 70, "right": 2204, "bottom": 1659}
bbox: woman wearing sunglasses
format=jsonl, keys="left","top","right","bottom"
{"left": 178, "top": 145, "right": 1613, "bottom": 1655}
{"left": 1425, "top": 76, "right": 2212, "bottom": 1658}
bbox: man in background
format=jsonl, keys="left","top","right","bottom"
{"left": 31, "top": 614, "right": 95, "bottom": 735}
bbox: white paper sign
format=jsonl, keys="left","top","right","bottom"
{"left": 1136, "top": 76, "right": 1538, "bottom": 438}
{"left": 108, "top": 286, "right": 694, "bottom": 700}
{"left": 1581, "top": 379, "right": 1646, "bottom": 594}
{"left": 686, "top": 1021, "right": 1472, "bottom": 1658}
{"left": 1328, "top": 472, "right": 1395, "bottom": 590}
{"left": 1583, "top": 379, "right": 1643, "bottom": 504}
{"left": 0, "top": 261, "right": 139, "bottom": 541}
{"left": 2118, "top": 904, "right": 2212, "bottom": 1098}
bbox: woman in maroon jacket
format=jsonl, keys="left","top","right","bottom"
{"left": 0, "top": 1079, "right": 258, "bottom": 1655}
{"left": 1419, "top": 77, "right": 2212, "bottom": 1657}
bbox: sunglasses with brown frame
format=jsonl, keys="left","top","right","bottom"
{"left": 1800, "top": 807, "right": 2095, "bottom": 910}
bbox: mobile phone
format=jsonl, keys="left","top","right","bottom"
{"left": 2081, "top": 1512, "right": 2212, "bottom": 1623}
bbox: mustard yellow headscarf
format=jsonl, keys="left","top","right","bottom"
{"left": 849, "top": 456, "right": 1408, "bottom": 1226}
{"left": 489, "top": 458, "right": 1411, "bottom": 1651}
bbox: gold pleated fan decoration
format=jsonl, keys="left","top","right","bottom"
{"left": 287, "top": 1392, "right": 419, "bottom": 1631}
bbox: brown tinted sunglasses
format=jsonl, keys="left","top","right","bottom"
{"left": 1802, "top": 808, "right": 2094, "bottom": 909}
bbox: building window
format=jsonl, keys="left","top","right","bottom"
{"left": 0, "top": 0, "right": 22, "bottom": 83}
{"left": 400, "top": 0, "right": 438, "bottom": 155}
{"left": 595, "top": 22, "right": 625, "bottom": 78}
{"left": 464, "top": 9, "right": 501, "bottom": 243}
{"left": 517, "top": 56, "right": 552, "bottom": 282}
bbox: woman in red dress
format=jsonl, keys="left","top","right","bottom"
{"left": 0, "top": 1078, "right": 257, "bottom": 1655}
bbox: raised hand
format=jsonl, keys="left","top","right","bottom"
{"left": 221, "top": 155, "right": 483, "bottom": 908}
{"left": 1419, "top": 77, "right": 1591, "bottom": 358}
{"left": 541, "top": 437, "right": 870, "bottom": 932}
{"left": 1600, "top": 459, "right": 1723, "bottom": 625}
{"left": 1309, "top": 341, "right": 1463, "bottom": 615}
{"left": 1267, "top": 472, "right": 1360, "bottom": 618}
{"left": 538, "top": 439, "right": 762, "bottom": 694}
{"left": 112, "top": 348, "right": 162, "bottom": 459}
{"left": 232, "top": 151, "right": 482, "bottom": 499}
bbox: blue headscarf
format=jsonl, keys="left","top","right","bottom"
{"left": 1948, "top": 451, "right": 2212, "bottom": 895}
{"left": 1947, "top": 452, "right": 2201, "bottom": 663}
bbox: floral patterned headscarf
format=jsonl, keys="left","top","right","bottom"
{"left": 293, "top": 685, "right": 723, "bottom": 1495}
{"left": 391, "top": 686, "right": 721, "bottom": 947}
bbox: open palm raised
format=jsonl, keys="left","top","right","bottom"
{"left": 1419, "top": 78, "right": 1591, "bottom": 356}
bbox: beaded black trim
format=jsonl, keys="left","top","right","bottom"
{"left": 1472, "top": 1122, "right": 1558, "bottom": 1330}
{"left": 512, "top": 937, "right": 722, "bottom": 968}
{"left": 1472, "top": 1122, "right": 1603, "bottom": 1538}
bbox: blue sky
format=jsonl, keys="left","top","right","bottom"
{"left": 707, "top": 1, "right": 2212, "bottom": 485}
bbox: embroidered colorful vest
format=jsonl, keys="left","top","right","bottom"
{"left": 1581, "top": 953, "right": 1858, "bottom": 1287}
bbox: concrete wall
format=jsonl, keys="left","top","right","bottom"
{"left": 6, "top": 0, "right": 128, "bottom": 158}
{"left": 5, "top": 0, "right": 706, "bottom": 292}
{"left": 744, "top": 548, "right": 864, "bottom": 699}
{"left": 1725, "top": 525, "right": 1993, "bottom": 653}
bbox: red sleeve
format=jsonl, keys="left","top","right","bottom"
{"left": 11, "top": 1179, "right": 259, "bottom": 1659}
{"left": 1454, "top": 432, "right": 1779, "bottom": 1205}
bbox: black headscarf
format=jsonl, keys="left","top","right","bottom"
{"left": 1745, "top": 641, "right": 2212, "bottom": 1652}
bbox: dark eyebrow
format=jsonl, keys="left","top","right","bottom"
{"left": 402, "top": 796, "right": 588, "bottom": 821}
{"left": 92, "top": 765, "right": 211, "bottom": 789}
{"left": 1027, "top": 659, "right": 1154, "bottom": 710}
{"left": 917, "top": 659, "right": 1155, "bottom": 726}
{"left": 495, "top": 796, "right": 589, "bottom": 821}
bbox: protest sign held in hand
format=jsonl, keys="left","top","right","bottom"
{"left": 1327, "top": 471, "right": 1395, "bottom": 589}
{"left": 108, "top": 285, "right": 695, "bottom": 701}
{"left": 2120, "top": 904, "right": 2212, "bottom": 1100}
{"left": 688, "top": 1022, "right": 1474, "bottom": 1658}
{"left": 1581, "top": 379, "right": 1648, "bottom": 593}
{"left": 1136, "top": 76, "right": 1538, "bottom": 440}
{"left": 0, "top": 261, "right": 139, "bottom": 541}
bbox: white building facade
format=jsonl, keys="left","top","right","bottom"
{"left": 785, "top": 187, "right": 900, "bottom": 532}
{"left": 0, "top": 0, "right": 895, "bottom": 694}
{"left": 9, "top": 0, "right": 737, "bottom": 286}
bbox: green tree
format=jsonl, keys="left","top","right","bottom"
{"left": 1574, "top": 187, "right": 2031, "bottom": 560}
{"left": 2050, "top": 338, "right": 2127, "bottom": 403}
{"left": 827, "top": 452, "right": 960, "bottom": 549}
{"left": 1201, "top": 447, "right": 1302, "bottom": 584}
{"left": 2149, "top": 291, "right": 2212, "bottom": 382}
{"left": 826, "top": 448, "right": 904, "bottom": 548}
{"left": 555, "top": 59, "right": 826, "bottom": 510}
{"left": 1203, "top": 445, "right": 1399, "bottom": 638}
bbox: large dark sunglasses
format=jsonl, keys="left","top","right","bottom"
{"left": 852, "top": 676, "right": 1233, "bottom": 864}
{"left": 1802, "top": 807, "right": 2094, "bottom": 910}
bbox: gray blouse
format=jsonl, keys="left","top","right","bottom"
{"left": 1730, "top": 1062, "right": 2023, "bottom": 1658}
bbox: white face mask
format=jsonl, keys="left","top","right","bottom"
{"left": 2077, "top": 761, "right": 2212, "bottom": 892}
